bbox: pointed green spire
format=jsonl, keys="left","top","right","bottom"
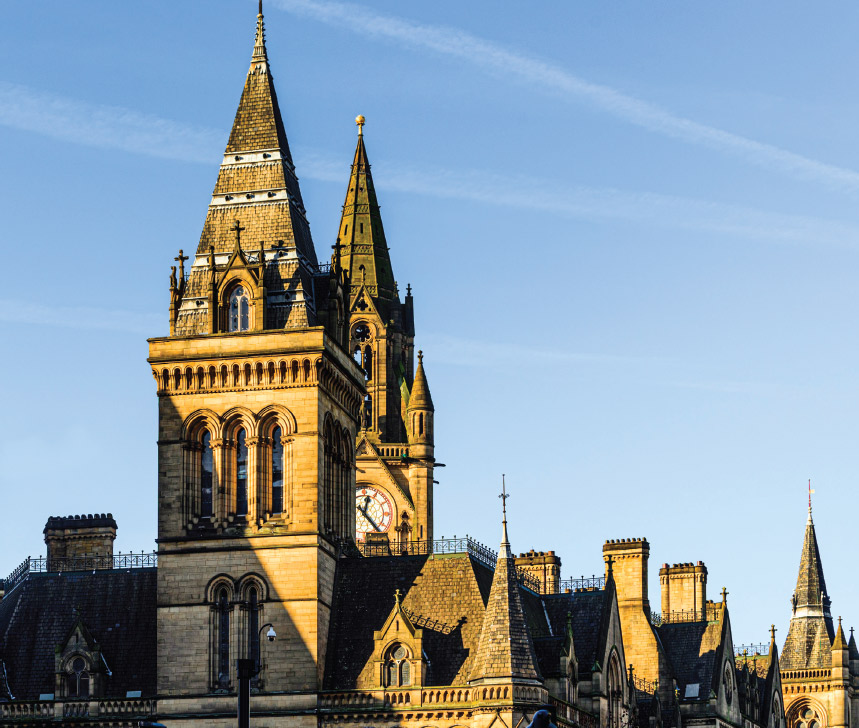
{"left": 338, "top": 117, "right": 397, "bottom": 308}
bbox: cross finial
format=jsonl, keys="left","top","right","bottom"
{"left": 499, "top": 474, "right": 510, "bottom": 550}
{"left": 770, "top": 624, "right": 777, "bottom": 642}
{"left": 394, "top": 588, "right": 401, "bottom": 606}
{"left": 721, "top": 586, "right": 728, "bottom": 604}
{"left": 231, "top": 220, "right": 246, "bottom": 250}
{"left": 174, "top": 249, "right": 188, "bottom": 281}
{"left": 808, "top": 478, "right": 815, "bottom": 514}
{"left": 407, "top": 283, "right": 412, "bottom": 296}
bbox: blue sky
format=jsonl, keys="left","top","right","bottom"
{"left": 2, "top": 0, "right": 858, "bottom": 646}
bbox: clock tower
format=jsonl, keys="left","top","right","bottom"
{"left": 339, "top": 118, "right": 437, "bottom": 549}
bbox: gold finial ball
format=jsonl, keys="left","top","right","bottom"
{"left": 355, "top": 115, "right": 365, "bottom": 127}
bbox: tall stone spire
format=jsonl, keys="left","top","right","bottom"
{"left": 172, "top": 2, "right": 319, "bottom": 336}
{"left": 469, "top": 484, "right": 540, "bottom": 684}
{"left": 781, "top": 503, "right": 835, "bottom": 669}
{"left": 793, "top": 505, "right": 831, "bottom": 614}
{"left": 338, "top": 117, "right": 397, "bottom": 315}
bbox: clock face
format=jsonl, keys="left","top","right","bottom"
{"left": 355, "top": 485, "right": 394, "bottom": 541}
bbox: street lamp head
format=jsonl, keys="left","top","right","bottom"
{"left": 266, "top": 626, "right": 277, "bottom": 642}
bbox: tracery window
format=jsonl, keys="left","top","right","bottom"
{"left": 66, "top": 657, "right": 90, "bottom": 698}
{"left": 229, "top": 286, "right": 250, "bottom": 332}
{"left": 795, "top": 707, "right": 821, "bottom": 728}
{"left": 236, "top": 429, "right": 248, "bottom": 516}
{"left": 384, "top": 644, "right": 411, "bottom": 687}
{"left": 201, "top": 431, "right": 214, "bottom": 518}
{"left": 271, "top": 427, "right": 284, "bottom": 515}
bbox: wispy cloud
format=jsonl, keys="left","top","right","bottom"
{"left": 0, "top": 81, "right": 222, "bottom": 163}
{"left": 3, "top": 82, "right": 859, "bottom": 248}
{"left": 273, "top": 0, "right": 859, "bottom": 194}
{"left": 0, "top": 300, "right": 162, "bottom": 334}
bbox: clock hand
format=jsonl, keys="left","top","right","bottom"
{"left": 357, "top": 505, "right": 382, "bottom": 532}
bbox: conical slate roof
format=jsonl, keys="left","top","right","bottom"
{"left": 793, "top": 509, "right": 829, "bottom": 610}
{"left": 173, "top": 3, "right": 319, "bottom": 335}
{"left": 781, "top": 508, "right": 835, "bottom": 670}
{"left": 407, "top": 351, "right": 434, "bottom": 411}
{"left": 469, "top": 514, "right": 540, "bottom": 683}
{"left": 338, "top": 119, "right": 397, "bottom": 312}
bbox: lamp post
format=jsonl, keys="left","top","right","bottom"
{"left": 237, "top": 623, "right": 276, "bottom": 728}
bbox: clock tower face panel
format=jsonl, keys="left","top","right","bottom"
{"left": 355, "top": 485, "right": 394, "bottom": 541}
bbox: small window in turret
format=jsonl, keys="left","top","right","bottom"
{"left": 229, "top": 286, "right": 250, "bottom": 332}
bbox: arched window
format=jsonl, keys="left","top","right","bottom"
{"left": 364, "top": 395, "right": 372, "bottom": 430}
{"left": 67, "top": 657, "right": 90, "bottom": 697}
{"left": 271, "top": 427, "right": 283, "bottom": 515}
{"left": 217, "top": 587, "right": 230, "bottom": 688}
{"left": 363, "top": 346, "right": 372, "bottom": 381}
{"left": 229, "top": 286, "right": 250, "bottom": 332}
{"left": 236, "top": 429, "right": 248, "bottom": 516}
{"left": 418, "top": 413, "right": 424, "bottom": 436}
{"left": 607, "top": 655, "right": 622, "bottom": 728}
{"left": 384, "top": 644, "right": 410, "bottom": 687}
{"left": 201, "top": 431, "right": 213, "bottom": 518}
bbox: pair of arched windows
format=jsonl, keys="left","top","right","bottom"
{"left": 384, "top": 644, "right": 412, "bottom": 687}
{"left": 195, "top": 425, "right": 286, "bottom": 522}
{"left": 212, "top": 582, "right": 264, "bottom": 691}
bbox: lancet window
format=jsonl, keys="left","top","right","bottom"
{"left": 271, "top": 427, "right": 284, "bottom": 515}
{"left": 201, "top": 431, "right": 214, "bottom": 518}
{"left": 216, "top": 587, "right": 230, "bottom": 689}
{"left": 235, "top": 429, "right": 248, "bottom": 517}
{"left": 229, "top": 286, "right": 250, "bottom": 332}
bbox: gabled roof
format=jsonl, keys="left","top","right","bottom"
{"left": 658, "top": 609, "right": 727, "bottom": 698}
{"left": 542, "top": 586, "right": 613, "bottom": 679}
{"left": 0, "top": 569, "right": 156, "bottom": 700}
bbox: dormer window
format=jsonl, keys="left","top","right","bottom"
{"left": 229, "top": 286, "right": 250, "bottom": 332}
{"left": 66, "top": 657, "right": 90, "bottom": 698}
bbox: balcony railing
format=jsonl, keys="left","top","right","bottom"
{"left": 3, "top": 552, "right": 158, "bottom": 596}
{"left": 650, "top": 604, "right": 721, "bottom": 627}
{"left": 559, "top": 575, "right": 605, "bottom": 592}
{"left": 735, "top": 643, "right": 769, "bottom": 657}
{"left": 356, "top": 536, "right": 541, "bottom": 592}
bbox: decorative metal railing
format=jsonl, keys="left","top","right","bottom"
{"left": 559, "top": 575, "right": 606, "bottom": 592}
{"left": 356, "top": 536, "right": 541, "bottom": 592}
{"left": 633, "top": 675, "right": 658, "bottom": 695}
{"left": 735, "top": 643, "right": 769, "bottom": 657}
{"left": 3, "top": 552, "right": 158, "bottom": 595}
{"left": 650, "top": 604, "right": 721, "bottom": 627}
